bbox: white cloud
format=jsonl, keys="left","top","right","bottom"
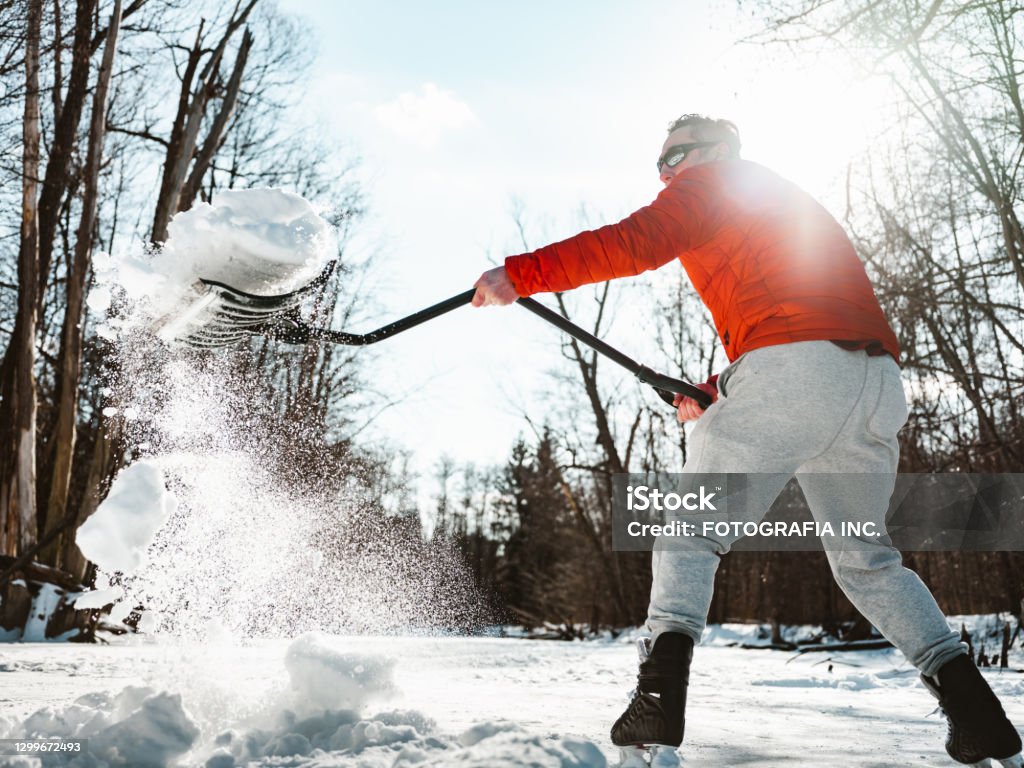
{"left": 373, "top": 82, "right": 477, "bottom": 146}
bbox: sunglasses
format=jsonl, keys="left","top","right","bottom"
{"left": 656, "top": 141, "right": 717, "bottom": 172}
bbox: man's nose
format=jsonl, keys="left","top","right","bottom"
{"left": 660, "top": 169, "right": 674, "bottom": 186}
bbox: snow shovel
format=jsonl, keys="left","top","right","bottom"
{"left": 166, "top": 267, "right": 714, "bottom": 409}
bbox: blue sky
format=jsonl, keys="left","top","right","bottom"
{"left": 273, "top": 0, "right": 894, "bottom": 502}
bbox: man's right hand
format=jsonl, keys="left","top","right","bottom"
{"left": 674, "top": 382, "right": 718, "bottom": 422}
{"left": 472, "top": 266, "right": 520, "bottom": 307}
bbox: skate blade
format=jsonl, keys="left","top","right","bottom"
{"left": 617, "top": 744, "right": 681, "bottom": 767}
{"left": 998, "top": 754, "right": 1023, "bottom": 768}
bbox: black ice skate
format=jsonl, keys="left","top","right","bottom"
{"left": 921, "top": 653, "right": 1023, "bottom": 768}
{"left": 611, "top": 632, "right": 693, "bottom": 766}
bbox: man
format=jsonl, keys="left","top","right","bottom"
{"left": 472, "top": 114, "right": 1022, "bottom": 766}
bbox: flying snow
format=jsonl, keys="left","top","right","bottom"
{"left": 75, "top": 188, "right": 484, "bottom": 641}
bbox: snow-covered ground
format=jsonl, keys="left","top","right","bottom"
{"left": 1, "top": 624, "right": 1021, "bottom": 767}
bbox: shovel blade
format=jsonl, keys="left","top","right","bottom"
{"left": 154, "top": 268, "right": 330, "bottom": 349}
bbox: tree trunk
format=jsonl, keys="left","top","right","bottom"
{"left": 149, "top": 20, "right": 205, "bottom": 243}
{"left": 43, "top": 0, "right": 122, "bottom": 567}
{"left": 36, "top": 0, "right": 96, "bottom": 314}
{"left": 178, "top": 28, "right": 253, "bottom": 211}
{"left": 62, "top": 417, "right": 116, "bottom": 582}
{"left": 0, "top": 0, "right": 43, "bottom": 556}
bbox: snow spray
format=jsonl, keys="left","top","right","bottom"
{"left": 85, "top": 188, "right": 484, "bottom": 640}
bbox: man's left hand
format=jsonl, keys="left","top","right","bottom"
{"left": 674, "top": 382, "right": 719, "bottom": 422}
{"left": 472, "top": 266, "right": 520, "bottom": 307}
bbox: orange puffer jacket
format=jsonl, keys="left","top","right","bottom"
{"left": 504, "top": 159, "right": 900, "bottom": 364}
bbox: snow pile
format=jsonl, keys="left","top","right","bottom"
{"left": 750, "top": 672, "right": 883, "bottom": 690}
{"left": 92, "top": 188, "right": 335, "bottom": 340}
{"left": 75, "top": 460, "right": 177, "bottom": 575}
{"left": 199, "top": 634, "right": 610, "bottom": 766}
{"left": 205, "top": 712, "right": 606, "bottom": 767}
{"left": 88, "top": 692, "right": 200, "bottom": 766}
{"left": 284, "top": 632, "right": 397, "bottom": 712}
{"left": 15, "top": 686, "right": 199, "bottom": 767}
{"left": 2, "top": 634, "right": 611, "bottom": 768}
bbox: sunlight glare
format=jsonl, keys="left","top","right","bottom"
{"left": 730, "top": 49, "right": 902, "bottom": 200}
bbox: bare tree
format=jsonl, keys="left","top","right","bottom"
{"left": 41, "top": 0, "right": 122, "bottom": 566}
{"left": 150, "top": 0, "right": 258, "bottom": 242}
{"left": 0, "top": 0, "right": 42, "bottom": 557}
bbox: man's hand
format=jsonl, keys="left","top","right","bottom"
{"left": 472, "top": 266, "right": 520, "bottom": 307}
{"left": 673, "top": 382, "right": 718, "bottom": 422}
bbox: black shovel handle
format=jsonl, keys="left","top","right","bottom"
{"left": 270, "top": 288, "right": 711, "bottom": 409}
{"left": 277, "top": 289, "right": 478, "bottom": 345}
{"left": 515, "top": 297, "right": 712, "bottom": 409}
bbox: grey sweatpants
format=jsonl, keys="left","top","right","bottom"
{"left": 647, "top": 340, "right": 964, "bottom": 677}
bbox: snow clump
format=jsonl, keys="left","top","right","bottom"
{"left": 284, "top": 632, "right": 397, "bottom": 713}
{"left": 75, "top": 459, "right": 177, "bottom": 575}
{"left": 91, "top": 187, "right": 335, "bottom": 339}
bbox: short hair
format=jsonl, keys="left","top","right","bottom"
{"left": 667, "top": 113, "right": 741, "bottom": 158}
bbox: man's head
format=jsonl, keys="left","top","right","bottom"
{"left": 658, "top": 114, "right": 741, "bottom": 186}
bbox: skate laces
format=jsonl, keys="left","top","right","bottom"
{"left": 624, "top": 637, "right": 653, "bottom": 703}
{"left": 637, "top": 637, "right": 652, "bottom": 662}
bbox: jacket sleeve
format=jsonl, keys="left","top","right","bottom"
{"left": 504, "top": 166, "right": 724, "bottom": 297}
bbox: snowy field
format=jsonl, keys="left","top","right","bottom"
{"left": 1, "top": 624, "right": 1021, "bottom": 767}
